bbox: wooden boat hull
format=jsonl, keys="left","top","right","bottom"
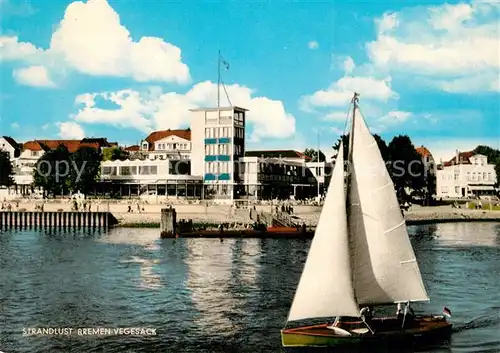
{"left": 281, "top": 316, "right": 452, "bottom": 347}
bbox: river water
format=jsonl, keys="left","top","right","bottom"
{"left": 1, "top": 222, "right": 499, "bottom": 353}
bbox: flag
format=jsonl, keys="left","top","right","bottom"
{"left": 443, "top": 307, "right": 452, "bottom": 318}
{"left": 219, "top": 53, "right": 229, "bottom": 70}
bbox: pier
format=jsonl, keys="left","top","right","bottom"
{"left": 0, "top": 211, "right": 119, "bottom": 230}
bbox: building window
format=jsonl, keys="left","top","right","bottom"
{"left": 455, "top": 186, "right": 460, "bottom": 194}
{"left": 120, "top": 166, "right": 132, "bottom": 175}
{"left": 31, "top": 151, "right": 39, "bottom": 157}
{"left": 139, "top": 166, "right": 158, "bottom": 175}
{"left": 219, "top": 144, "right": 228, "bottom": 155}
{"left": 142, "top": 143, "right": 148, "bottom": 150}
{"left": 220, "top": 115, "right": 232, "bottom": 124}
{"left": 205, "top": 144, "right": 216, "bottom": 155}
{"left": 102, "top": 167, "right": 117, "bottom": 175}
{"left": 205, "top": 128, "right": 216, "bottom": 138}
{"left": 454, "top": 173, "right": 459, "bottom": 180}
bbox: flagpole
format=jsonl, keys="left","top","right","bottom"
{"left": 317, "top": 130, "right": 320, "bottom": 199}
{"left": 217, "top": 50, "right": 221, "bottom": 108}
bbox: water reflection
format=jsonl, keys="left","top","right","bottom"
{"left": 1, "top": 224, "right": 499, "bottom": 353}
{"left": 433, "top": 222, "right": 499, "bottom": 247}
{"left": 185, "top": 238, "right": 244, "bottom": 336}
{"left": 103, "top": 228, "right": 164, "bottom": 290}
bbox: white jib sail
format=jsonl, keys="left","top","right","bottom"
{"left": 348, "top": 112, "right": 429, "bottom": 306}
{"left": 287, "top": 143, "right": 359, "bottom": 322}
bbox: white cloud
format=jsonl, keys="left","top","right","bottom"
{"left": 366, "top": 1, "right": 500, "bottom": 92}
{"left": 323, "top": 111, "right": 350, "bottom": 122}
{"left": 308, "top": 40, "right": 319, "bottom": 49}
{"left": 0, "top": 36, "right": 42, "bottom": 61}
{"left": 343, "top": 56, "right": 355, "bottom": 74}
{"left": 330, "top": 127, "right": 344, "bottom": 136}
{"left": 375, "top": 12, "right": 399, "bottom": 34}
{"left": 300, "top": 75, "right": 396, "bottom": 111}
{"left": 11, "top": 122, "right": 20, "bottom": 129}
{"left": 57, "top": 121, "right": 85, "bottom": 139}
{"left": 378, "top": 110, "right": 412, "bottom": 124}
{"left": 72, "top": 81, "right": 296, "bottom": 141}
{"left": 1, "top": 0, "right": 190, "bottom": 84}
{"left": 13, "top": 65, "right": 56, "bottom": 87}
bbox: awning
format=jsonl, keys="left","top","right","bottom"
{"left": 468, "top": 185, "right": 495, "bottom": 191}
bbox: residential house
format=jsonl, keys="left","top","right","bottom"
{"left": 0, "top": 136, "right": 21, "bottom": 160}
{"left": 140, "top": 129, "right": 191, "bottom": 161}
{"left": 14, "top": 139, "right": 102, "bottom": 189}
{"left": 436, "top": 150, "right": 497, "bottom": 198}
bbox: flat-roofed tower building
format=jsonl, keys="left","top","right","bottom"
{"left": 189, "top": 106, "right": 248, "bottom": 202}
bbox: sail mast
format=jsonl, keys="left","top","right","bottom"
{"left": 348, "top": 92, "right": 358, "bottom": 163}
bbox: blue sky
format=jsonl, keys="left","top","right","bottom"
{"left": 1, "top": 0, "right": 499, "bottom": 162}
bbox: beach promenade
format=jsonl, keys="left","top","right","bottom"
{"left": 3, "top": 200, "right": 500, "bottom": 227}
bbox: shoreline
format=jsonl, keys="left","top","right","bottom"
{"left": 3, "top": 201, "right": 500, "bottom": 230}
{"left": 117, "top": 217, "right": 500, "bottom": 229}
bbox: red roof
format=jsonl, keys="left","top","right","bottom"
{"left": 23, "top": 141, "right": 43, "bottom": 151}
{"left": 415, "top": 146, "right": 432, "bottom": 158}
{"left": 22, "top": 140, "right": 100, "bottom": 153}
{"left": 145, "top": 129, "right": 191, "bottom": 144}
{"left": 124, "top": 145, "right": 140, "bottom": 152}
{"left": 443, "top": 151, "right": 474, "bottom": 166}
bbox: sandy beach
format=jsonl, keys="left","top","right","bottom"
{"left": 5, "top": 200, "right": 500, "bottom": 227}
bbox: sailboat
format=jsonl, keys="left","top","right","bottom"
{"left": 281, "top": 93, "right": 452, "bottom": 347}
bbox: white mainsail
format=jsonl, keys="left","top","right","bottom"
{"left": 287, "top": 143, "right": 360, "bottom": 322}
{"left": 348, "top": 110, "right": 429, "bottom": 306}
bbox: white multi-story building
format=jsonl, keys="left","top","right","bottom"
{"left": 436, "top": 151, "right": 497, "bottom": 198}
{"left": 139, "top": 129, "right": 191, "bottom": 160}
{"left": 240, "top": 150, "right": 331, "bottom": 200}
{"left": 100, "top": 159, "right": 202, "bottom": 199}
{"left": 190, "top": 106, "right": 247, "bottom": 202}
{"left": 0, "top": 136, "right": 21, "bottom": 160}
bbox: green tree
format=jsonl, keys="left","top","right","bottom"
{"left": 0, "top": 150, "right": 15, "bottom": 187}
{"left": 304, "top": 148, "right": 326, "bottom": 162}
{"left": 473, "top": 145, "right": 500, "bottom": 187}
{"left": 71, "top": 146, "right": 102, "bottom": 194}
{"left": 373, "top": 134, "right": 390, "bottom": 162}
{"left": 33, "top": 145, "right": 72, "bottom": 197}
{"left": 332, "top": 134, "right": 349, "bottom": 159}
{"left": 388, "top": 135, "right": 426, "bottom": 203}
{"left": 102, "top": 146, "right": 130, "bottom": 161}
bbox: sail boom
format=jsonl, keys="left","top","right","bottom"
{"left": 359, "top": 298, "right": 431, "bottom": 306}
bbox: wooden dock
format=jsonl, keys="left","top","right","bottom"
{"left": 0, "top": 211, "right": 118, "bottom": 230}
